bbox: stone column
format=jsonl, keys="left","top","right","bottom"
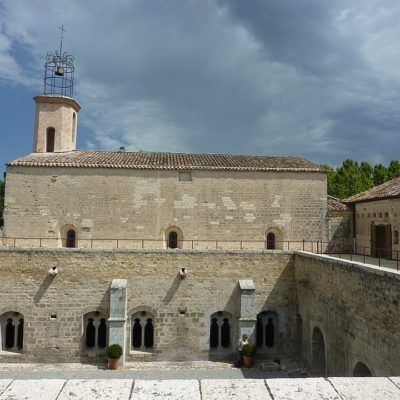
{"left": 108, "top": 279, "right": 128, "bottom": 366}
{"left": 238, "top": 279, "right": 257, "bottom": 343}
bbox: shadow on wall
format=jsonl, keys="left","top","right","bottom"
{"left": 258, "top": 253, "right": 298, "bottom": 360}
{"left": 33, "top": 274, "right": 54, "bottom": 304}
{"left": 163, "top": 273, "right": 184, "bottom": 304}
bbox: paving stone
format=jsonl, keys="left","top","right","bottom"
{"left": 0, "top": 379, "right": 65, "bottom": 400}
{"left": 329, "top": 377, "right": 400, "bottom": 400}
{"left": 389, "top": 377, "right": 400, "bottom": 389}
{"left": 57, "top": 379, "right": 133, "bottom": 400}
{"left": 0, "top": 380, "right": 12, "bottom": 396}
{"left": 266, "top": 378, "right": 340, "bottom": 399}
{"left": 201, "top": 379, "right": 271, "bottom": 400}
{"left": 131, "top": 379, "right": 200, "bottom": 400}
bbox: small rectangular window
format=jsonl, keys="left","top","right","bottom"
{"left": 178, "top": 172, "right": 192, "bottom": 181}
{"left": 394, "top": 231, "right": 399, "bottom": 245}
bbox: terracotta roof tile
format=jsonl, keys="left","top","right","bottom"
{"left": 344, "top": 176, "right": 400, "bottom": 203}
{"left": 7, "top": 150, "right": 325, "bottom": 172}
{"left": 328, "top": 196, "right": 351, "bottom": 211}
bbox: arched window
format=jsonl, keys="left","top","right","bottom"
{"left": 168, "top": 232, "right": 178, "bottom": 249}
{"left": 265, "top": 228, "right": 284, "bottom": 250}
{"left": 266, "top": 233, "right": 276, "bottom": 250}
{"left": 46, "top": 127, "right": 55, "bottom": 152}
{"left": 256, "top": 311, "right": 278, "bottom": 351}
{"left": 83, "top": 312, "right": 107, "bottom": 353}
{"left": 166, "top": 227, "right": 183, "bottom": 249}
{"left": 311, "top": 327, "right": 326, "bottom": 376}
{"left": 66, "top": 230, "right": 76, "bottom": 248}
{"left": 131, "top": 311, "right": 154, "bottom": 352}
{"left": 0, "top": 312, "right": 24, "bottom": 353}
{"left": 72, "top": 113, "right": 76, "bottom": 143}
{"left": 209, "top": 312, "right": 232, "bottom": 351}
{"left": 353, "top": 362, "right": 372, "bottom": 377}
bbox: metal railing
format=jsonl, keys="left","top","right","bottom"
{"left": 0, "top": 236, "right": 398, "bottom": 270}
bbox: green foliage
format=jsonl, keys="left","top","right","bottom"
{"left": 242, "top": 343, "right": 256, "bottom": 357}
{"left": 0, "top": 179, "right": 4, "bottom": 227}
{"left": 321, "top": 160, "right": 400, "bottom": 200}
{"left": 106, "top": 344, "right": 123, "bottom": 359}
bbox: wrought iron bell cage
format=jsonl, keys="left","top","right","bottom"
{"left": 43, "top": 50, "right": 74, "bottom": 97}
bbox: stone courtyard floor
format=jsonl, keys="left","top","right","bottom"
{"left": 0, "top": 363, "right": 400, "bottom": 399}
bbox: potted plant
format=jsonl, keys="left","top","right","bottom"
{"left": 242, "top": 343, "right": 256, "bottom": 367}
{"left": 106, "top": 344, "right": 123, "bottom": 370}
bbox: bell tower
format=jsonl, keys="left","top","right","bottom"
{"left": 33, "top": 26, "right": 81, "bottom": 153}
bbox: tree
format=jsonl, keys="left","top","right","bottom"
{"left": 372, "top": 164, "right": 388, "bottom": 186}
{"left": 388, "top": 160, "right": 400, "bottom": 180}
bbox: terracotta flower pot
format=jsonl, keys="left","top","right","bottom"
{"left": 243, "top": 355, "right": 254, "bottom": 368}
{"left": 108, "top": 357, "right": 120, "bottom": 370}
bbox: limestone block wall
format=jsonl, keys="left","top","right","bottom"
{"left": 0, "top": 249, "right": 297, "bottom": 362}
{"left": 295, "top": 252, "right": 400, "bottom": 377}
{"left": 354, "top": 199, "right": 400, "bottom": 258}
{"left": 327, "top": 209, "right": 353, "bottom": 252}
{"left": 3, "top": 167, "right": 327, "bottom": 248}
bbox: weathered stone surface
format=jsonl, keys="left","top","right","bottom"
{"left": 295, "top": 252, "right": 400, "bottom": 376}
{"left": 0, "top": 379, "right": 65, "bottom": 400}
{"left": 267, "top": 378, "right": 340, "bottom": 399}
{"left": 329, "top": 377, "right": 400, "bottom": 399}
{"left": 201, "top": 379, "right": 271, "bottom": 400}
{"left": 0, "top": 380, "right": 12, "bottom": 396}
{"left": 131, "top": 379, "right": 200, "bottom": 400}
{"left": 57, "top": 379, "right": 133, "bottom": 399}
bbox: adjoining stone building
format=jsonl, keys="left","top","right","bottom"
{"left": 344, "top": 177, "right": 400, "bottom": 260}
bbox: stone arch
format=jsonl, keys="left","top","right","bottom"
{"left": 82, "top": 311, "right": 108, "bottom": 353}
{"left": 311, "top": 326, "right": 326, "bottom": 376}
{"left": 0, "top": 311, "right": 24, "bottom": 353}
{"left": 265, "top": 227, "right": 284, "bottom": 250}
{"left": 60, "top": 224, "right": 78, "bottom": 248}
{"left": 165, "top": 226, "right": 184, "bottom": 249}
{"left": 256, "top": 310, "right": 279, "bottom": 351}
{"left": 131, "top": 309, "right": 155, "bottom": 352}
{"left": 353, "top": 361, "right": 373, "bottom": 377}
{"left": 209, "top": 311, "right": 233, "bottom": 352}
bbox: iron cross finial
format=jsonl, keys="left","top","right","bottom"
{"left": 59, "top": 25, "right": 66, "bottom": 55}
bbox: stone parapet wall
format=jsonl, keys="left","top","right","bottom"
{"left": 295, "top": 252, "right": 400, "bottom": 376}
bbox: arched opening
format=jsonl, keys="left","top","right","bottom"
{"left": 353, "top": 362, "right": 372, "bottom": 377}
{"left": 265, "top": 228, "right": 283, "bottom": 250}
{"left": 131, "top": 311, "right": 154, "bottom": 352}
{"left": 98, "top": 318, "right": 107, "bottom": 349}
{"left": 256, "top": 311, "right": 279, "bottom": 352}
{"left": 209, "top": 312, "right": 232, "bottom": 352}
{"left": 1, "top": 312, "right": 24, "bottom": 352}
{"left": 266, "top": 233, "right": 276, "bottom": 250}
{"left": 311, "top": 327, "right": 326, "bottom": 376}
{"left": 83, "top": 312, "right": 107, "bottom": 353}
{"left": 168, "top": 231, "right": 178, "bottom": 249}
{"left": 165, "top": 227, "right": 183, "bottom": 249}
{"left": 144, "top": 318, "right": 154, "bottom": 348}
{"left": 66, "top": 229, "right": 76, "bottom": 248}
{"left": 85, "top": 318, "right": 96, "bottom": 348}
{"left": 46, "top": 127, "right": 55, "bottom": 152}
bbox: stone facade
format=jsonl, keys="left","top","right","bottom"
{"left": 352, "top": 198, "right": 400, "bottom": 258}
{"left": 3, "top": 167, "right": 328, "bottom": 249}
{"left": 0, "top": 249, "right": 298, "bottom": 363}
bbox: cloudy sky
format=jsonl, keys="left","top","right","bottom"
{"left": 1, "top": 0, "right": 400, "bottom": 172}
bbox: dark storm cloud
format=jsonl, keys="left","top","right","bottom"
{"left": 1, "top": 0, "right": 400, "bottom": 165}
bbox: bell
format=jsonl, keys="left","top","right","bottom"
{"left": 55, "top": 66, "right": 64, "bottom": 76}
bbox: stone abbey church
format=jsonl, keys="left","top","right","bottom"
{"left": 1, "top": 47, "right": 400, "bottom": 378}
